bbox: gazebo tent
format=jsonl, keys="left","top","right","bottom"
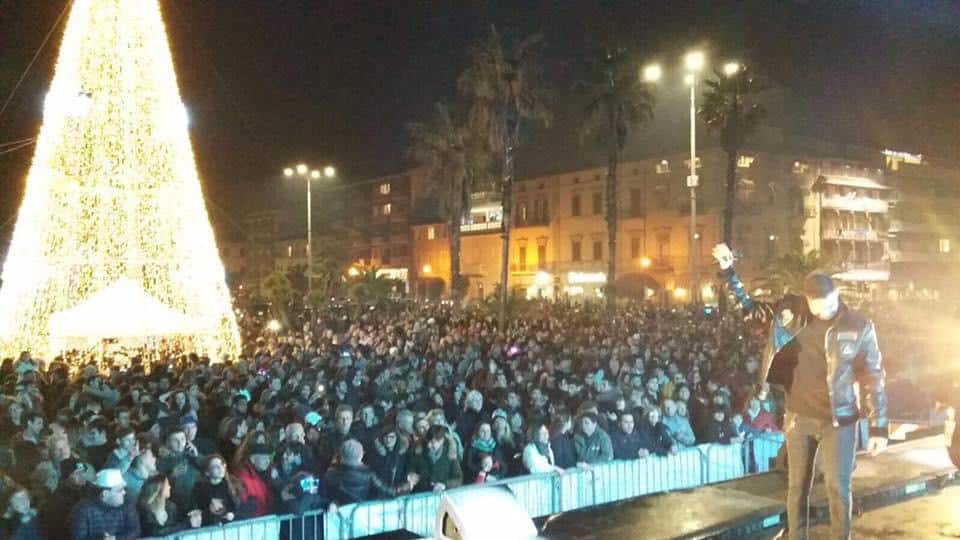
{"left": 48, "top": 279, "right": 200, "bottom": 343}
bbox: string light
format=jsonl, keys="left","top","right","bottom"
{"left": 0, "top": 0, "right": 240, "bottom": 359}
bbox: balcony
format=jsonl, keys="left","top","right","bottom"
{"left": 822, "top": 228, "right": 880, "bottom": 242}
{"left": 469, "top": 191, "right": 502, "bottom": 213}
{"left": 460, "top": 220, "right": 502, "bottom": 234}
{"left": 821, "top": 196, "right": 888, "bottom": 213}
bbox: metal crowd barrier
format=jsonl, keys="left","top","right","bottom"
{"left": 151, "top": 435, "right": 785, "bottom": 540}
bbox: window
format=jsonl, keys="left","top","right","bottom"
{"left": 593, "top": 192, "right": 603, "bottom": 215}
{"left": 656, "top": 230, "right": 670, "bottom": 262}
{"left": 287, "top": 245, "right": 293, "bottom": 258}
{"left": 379, "top": 183, "right": 391, "bottom": 195}
{"left": 630, "top": 188, "right": 643, "bottom": 217}
{"left": 517, "top": 202, "right": 528, "bottom": 224}
{"left": 631, "top": 237, "right": 640, "bottom": 259}
{"left": 656, "top": 160, "right": 670, "bottom": 174}
{"left": 940, "top": 239, "right": 951, "bottom": 253}
{"left": 571, "top": 240, "right": 582, "bottom": 262}
{"left": 571, "top": 194, "right": 581, "bottom": 217}
{"left": 653, "top": 184, "right": 669, "bottom": 209}
{"left": 538, "top": 245, "right": 547, "bottom": 269}
{"left": 593, "top": 241, "right": 603, "bottom": 261}
{"left": 737, "top": 155, "right": 755, "bottom": 168}
{"left": 518, "top": 246, "right": 527, "bottom": 271}
{"left": 382, "top": 203, "right": 392, "bottom": 216}
{"left": 427, "top": 226, "right": 435, "bottom": 240}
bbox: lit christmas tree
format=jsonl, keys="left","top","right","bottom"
{"left": 0, "top": 0, "right": 240, "bottom": 359}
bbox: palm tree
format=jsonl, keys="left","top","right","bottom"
{"left": 578, "top": 47, "right": 654, "bottom": 312}
{"left": 348, "top": 266, "right": 401, "bottom": 305}
{"left": 407, "top": 102, "right": 487, "bottom": 302}
{"left": 261, "top": 270, "right": 294, "bottom": 325}
{"left": 700, "top": 66, "right": 766, "bottom": 247}
{"left": 458, "top": 25, "right": 552, "bottom": 330}
{"left": 758, "top": 250, "right": 831, "bottom": 297}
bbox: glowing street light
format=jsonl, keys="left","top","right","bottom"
{"left": 347, "top": 266, "right": 360, "bottom": 277}
{"left": 266, "top": 319, "right": 281, "bottom": 332}
{"left": 684, "top": 50, "right": 705, "bottom": 72}
{"left": 283, "top": 162, "right": 338, "bottom": 295}
{"left": 639, "top": 256, "right": 652, "bottom": 269}
{"left": 422, "top": 264, "right": 432, "bottom": 274}
{"left": 723, "top": 62, "right": 741, "bottom": 77}
{"left": 642, "top": 64, "right": 662, "bottom": 83}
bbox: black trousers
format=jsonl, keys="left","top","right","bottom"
{"left": 784, "top": 410, "right": 858, "bottom": 540}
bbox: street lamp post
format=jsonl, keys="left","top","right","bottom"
{"left": 283, "top": 163, "right": 336, "bottom": 296}
{"left": 644, "top": 50, "right": 704, "bottom": 303}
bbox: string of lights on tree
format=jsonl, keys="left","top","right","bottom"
{"left": 0, "top": 0, "right": 240, "bottom": 359}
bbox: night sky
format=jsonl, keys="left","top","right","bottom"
{"left": 1, "top": 1, "right": 959, "bottom": 240}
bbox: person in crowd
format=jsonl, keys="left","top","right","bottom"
{"left": 472, "top": 453, "right": 497, "bottom": 483}
{"left": 455, "top": 390, "right": 484, "bottom": 445}
{"left": 324, "top": 439, "right": 414, "bottom": 504}
{"left": 744, "top": 396, "right": 780, "bottom": 434}
{"left": 191, "top": 454, "right": 241, "bottom": 526}
{"left": 464, "top": 422, "right": 505, "bottom": 480}
{"left": 639, "top": 407, "right": 678, "bottom": 457}
{"left": 522, "top": 423, "right": 564, "bottom": 474}
{"left": 77, "top": 419, "right": 111, "bottom": 470}
{"left": 701, "top": 408, "right": 742, "bottom": 445}
{"left": 104, "top": 426, "right": 139, "bottom": 472}
{"left": 318, "top": 405, "right": 357, "bottom": 470}
{"left": 661, "top": 399, "right": 697, "bottom": 447}
{"left": 368, "top": 424, "right": 409, "bottom": 489}
{"left": 123, "top": 446, "right": 158, "bottom": 503}
{"left": 610, "top": 412, "right": 648, "bottom": 460}
{"left": 182, "top": 414, "right": 216, "bottom": 458}
{"left": 408, "top": 425, "right": 462, "bottom": 493}
{"left": 0, "top": 483, "right": 41, "bottom": 540}
{"left": 69, "top": 468, "right": 140, "bottom": 540}
{"left": 138, "top": 475, "right": 202, "bottom": 536}
{"left": 12, "top": 411, "right": 44, "bottom": 483}
{"left": 41, "top": 458, "right": 91, "bottom": 539}
{"left": 158, "top": 427, "right": 201, "bottom": 512}
{"left": 218, "top": 417, "right": 248, "bottom": 464}
{"left": 234, "top": 443, "right": 278, "bottom": 518}
{"left": 353, "top": 404, "right": 380, "bottom": 449}
{"left": 549, "top": 413, "right": 577, "bottom": 469}
{"left": 573, "top": 413, "right": 613, "bottom": 466}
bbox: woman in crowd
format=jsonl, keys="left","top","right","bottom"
{"left": 0, "top": 483, "right": 41, "bottom": 540}
{"left": 191, "top": 454, "right": 242, "bottom": 526}
{"left": 464, "top": 422, "right": 504, "bottom": 480}
{"left": 139, "top": 475, "right": 202, "bottom": 536}
{"left": 522, "top": 423, "right": 564, "bottom": 474}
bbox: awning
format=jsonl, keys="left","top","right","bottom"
{"left": 614, "top": 273, "right": 662, "bottom": 295}
{"left": 824, "top": 175, "right": 890, "bottom": 190}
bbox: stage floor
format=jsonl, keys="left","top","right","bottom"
{"left": 540, "top": 435, "right": 956, "bottom": 539}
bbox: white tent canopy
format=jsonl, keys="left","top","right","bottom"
{"left": 49, "top": 278, "right": 200, "bottom": 339}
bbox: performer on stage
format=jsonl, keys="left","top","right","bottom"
{"left": 713, "top": 243, "right": 888, "bottom": 539}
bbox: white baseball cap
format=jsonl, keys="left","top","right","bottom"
{"left": 95, "top": 468, "right": 126, "bottom": 489}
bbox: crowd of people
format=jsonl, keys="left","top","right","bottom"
{"left": 0, "top": 300, "right": 787, "bottom": 539}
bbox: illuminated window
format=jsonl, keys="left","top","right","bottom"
{"left": 379, "top": 183, "right": 391, "bottom": 195}
{"left": 738, "top": 155, "right": 755, "bottom": 168}
{"left": 518, "top": 246, "right": 527, "bottom": 271}
{"left": 382, "top": 203, "right": 392, "bottom": 216}
{"left": 287, "top": 245, "right": 293, "bottom": 258}
{"left": 656, "top": 160, "right": 670, "bottom": 174}
{"left": 427, "top": 226, "right": 435, "bottom": 240}
{"left": 940, "top": 239, "right": 951, "bottom": 253}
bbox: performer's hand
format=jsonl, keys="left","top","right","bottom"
{"left": 712, "top": 243, "right": 735, "bottom": 270}
{"left": 867, "top": 436, "right": 888, "bottom": 457}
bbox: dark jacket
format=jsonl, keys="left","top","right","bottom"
{"left": 638, "top": 421, "right": 675, "bottom": 457}
{"left": 323, "top": 462, "right": 405, "bottom": 504}
{"left": 550, "top": 432, "right": 577, "bottom": 469}
{"left": 368, "top": 437, "right": 409, "bottom": 488}
{"left": 407, "top": 436, "right": 463, "bottom": 492}
{"left": 463, "top": 439, "right": 506, "bottom": 479}
{"left": 610, "top": 428, "right": 643, "bottom": 460}
{"left": 700, "top": 418, "right": 737, "bottom": 444}
{"left": 139, "top": 501, "right": 189, "bottom": 537}
{"left": 69, "top": 499, "right": 140, "bottom": 540}
{"left": 767, "top": 304, "right": 888, "bottom": 436}
{"left": 0, "top": 515, "right": 42, "bottom": 540}
{"left": 190, "top": 477, "right": 240, "bottom": 526}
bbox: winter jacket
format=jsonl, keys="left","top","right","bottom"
{"left": 638, "top": 421, "right": 675, "bottom": 457}
{"left": 744, "top": 408, "right": 779, "bottom": 433}
{"left": 407, "top": 436, "right": 463, "bottom": 492}
{"left": 768, "top": 304, "right": 888, "bottom": 436}
{"left": 323, "top": 462, "right": 406, "bottom": 504}
{"left": 521, "top": 443, "right": 557, "bottom": 474}
{"left": 368, "top": 437, "right": 409, "bottom": 488}
{"left": 234, "top": 463, "right": 277, "bottom": 518}
{"left": 701, "top": 419, "right": 737, "bottom": 444}
{"left": 609, "top": 428, "right": 644, "bottom": 460}
{"left": 662, "top": 415, "right": 697, "bottom": 447}
{"left": 573, "top": 428, "right": 613, "bottom": 464}
{"left": 550, "top": 433, "right": 577, "bottom": 469}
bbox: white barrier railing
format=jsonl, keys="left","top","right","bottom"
{"left": 151, "top": 435, "right": 784, "bottom": 540}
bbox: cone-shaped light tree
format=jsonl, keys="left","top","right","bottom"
{"left": 0, "top": 0, "right": 240, "bottom": 358}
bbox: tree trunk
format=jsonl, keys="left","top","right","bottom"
{"left": 720, "top": 148, "right": 738, "bottom": 313}
{"left": 605, "top": 146, "right": 619, "bottom": 314}
{"left": 449, "top": 212, "right": 462, "bottom": 302}
{"left": 498, "top": 145, "right": 514, "bottom": 331}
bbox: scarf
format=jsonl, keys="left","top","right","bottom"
{"left": 471, "top": 437, "right": 496, "bottom": 454}
{"left": 533, "top": 442, "right": 551, "bottom": 459}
